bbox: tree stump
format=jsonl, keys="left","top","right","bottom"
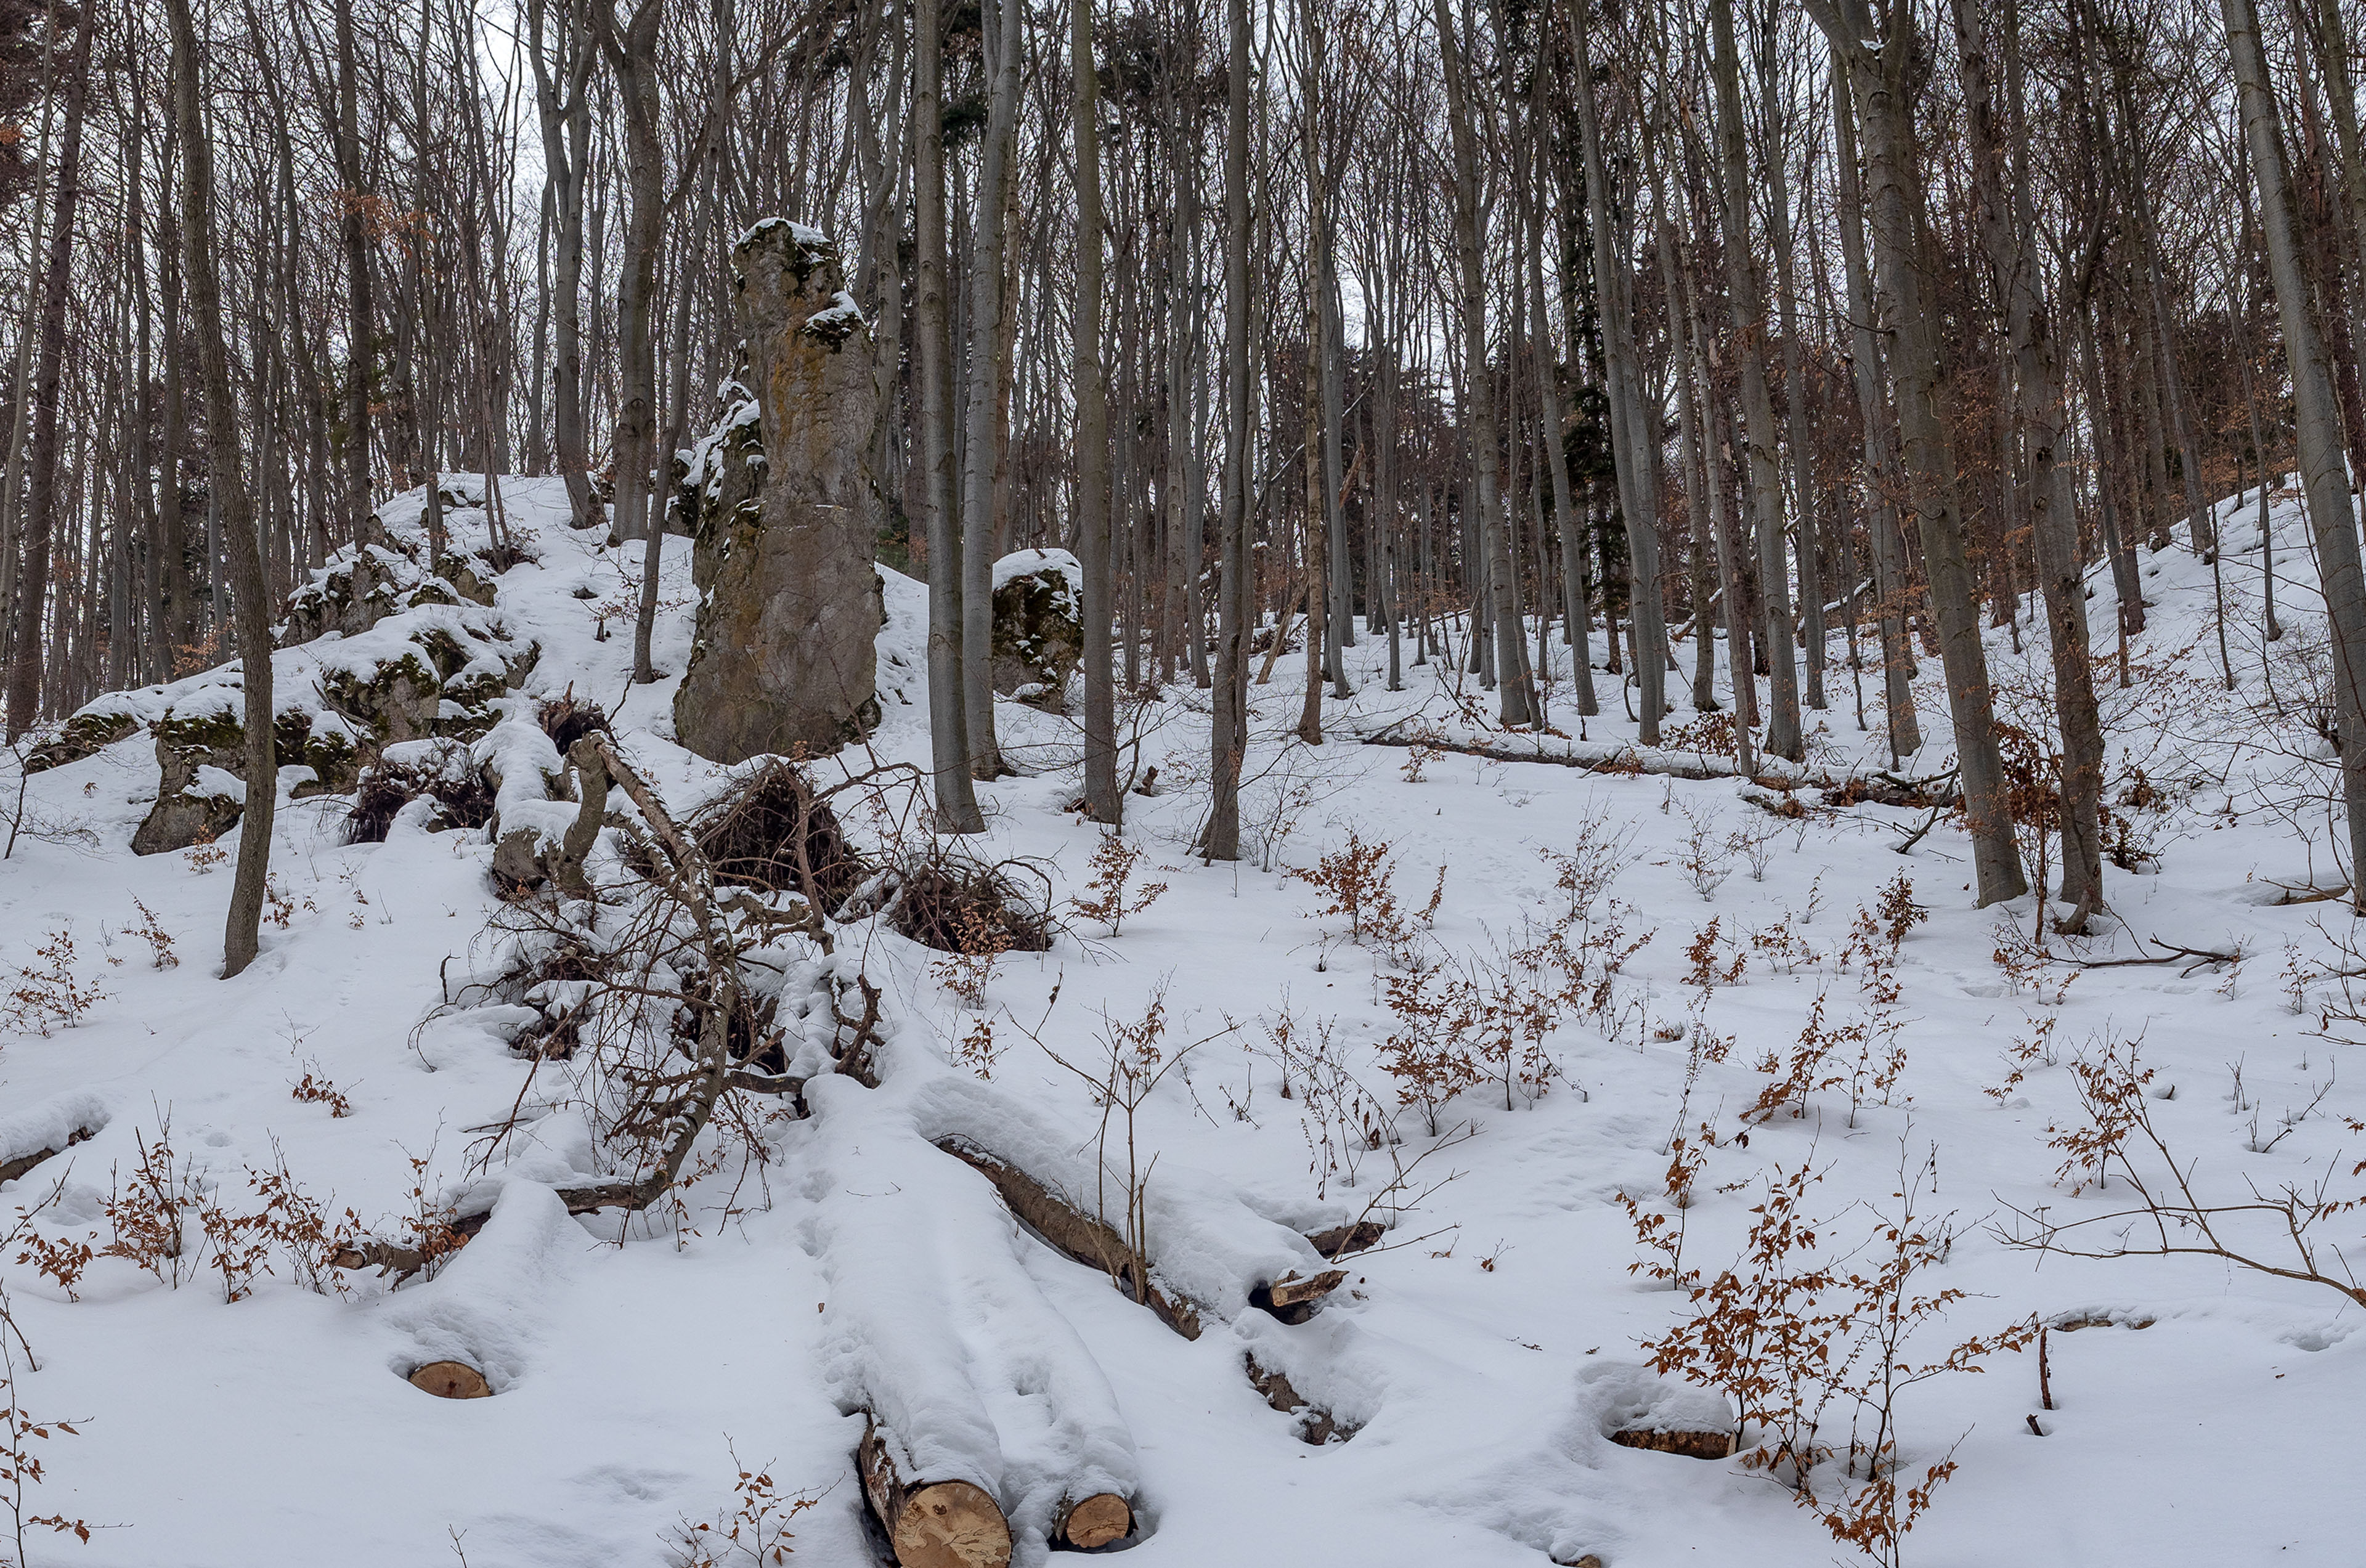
{"left": 858, "top": 1419, "right": 1011, "bottom": 1568}
{"left": 407, "top": 1360, "right": 491, "bottom": 1399}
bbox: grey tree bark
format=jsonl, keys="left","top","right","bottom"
{"left": 1711, "top": 0, "right": 1803, "bottom": 763}
{"left": 1437, "top": 0, "right": 1533, "bottom": 728}
{"left": 1831, "top": 61, "right": 1922, "bottom": 760}
{"left": 528, "top": 0, "right": 599, "bottom": 531}
{"left": 1, "top": 0, "right": 89, "bottom": 737}
{"left": 1952, "top": 0, "right": 2105, "bottom": 928}
{"left": 2225, "top": 0, "right": 2366, "bottom": 905}
{"left": 959, "top": 0, "right": 1022, "bottom": 781}
{"left": 1202, "top": 0, "right": 1251, "bottom": 861}
{"left": 914, "top": 0, "right": 983, "bottom": 832}
{"left": 1566, "top": 0, "right": 1665, "bottom": 743}
{"left": 165, "top": 0, "right": 274, "bottom": 976}
{"left": 1759, "top": 17, "right": 1827, "bottom": 712}
{"left": 1073, "top": 0, "right": 1118, "bottom": 822}
{"left": 1808, "top": 0, "right": 2027, "bottom": 905}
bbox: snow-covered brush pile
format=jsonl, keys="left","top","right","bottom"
{"left": 3, "top": 476, "right": 2366, "bottom": 1567}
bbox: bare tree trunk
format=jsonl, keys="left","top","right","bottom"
{"left": 1073, "top": 0, "right": 1117, "bottom": 821}
{"left": 1298, "top": 281, "right": 1326, "bottom": 744}
{"left": 1438, "top": 0, "right": 1532, "bottom": 728}
{"left": 959, "top": 0, "right": 1022, "bottom": 781}
{"left": 2, "top": 0, "right": 91, "bottom": 735}
{"left": 165, "top": 0, "right": 273, "bottom": 975}
{"left": 1711, "top": 0, "right": 1803, "bottom": 762}
{"left": 334, "top": 0, "right": 377, "bottom": 543}
{"left": 530, "top": 0, "right": 599, "bottom": 531}
{"left": 916, "top": 0, "right": 983, "bottom": 833}
{"left": 1760, "top": 14, "right": 1826, "bottom": 712}
{"left": 1831, "top": 63, "right": 1922, "bottom": 760}
{"left": 2226, "top": 0, "right": 2366, "bottom": 906}
{"left": 1953, "top": 0, "right": 2105, "bottom": 928}
{"left": 1203, "top": 0, "right": 1251, "bottom": 861}
{"left": 1809, "top": 0, "right": 2026, "bottom": 905}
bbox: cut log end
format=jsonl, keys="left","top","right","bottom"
{"left": 860, "top": 1419, "right": 1012, "bottom": 1568}
{"left": 892, "top": 1480, "right": 1009, "bottom": 1568}
{"left": 1251, "top": 1267, "right": 1348, "bottom": 1325}
{"left": 1059, "top": 1492, "right": 1132, "bottom": 1550}
{"left": 1263, "top": 1267, "right": 1347, "bottom": 1309}
{"left": 1607, "top": 1425, "right": 1733, "bottom": 1460}
{"left": 407, "top": 1360, "right": 492, "bottom": 1399}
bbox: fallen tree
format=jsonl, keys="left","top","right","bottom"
{"left": 858, "top": 1420, "right": 1012, "bottom": 1568}
{"left": 1358, "top": 731, "right": 1958, "bottom": 808}
{"left": 808, "top": 1076, "right": 1140, "bottom": 1562}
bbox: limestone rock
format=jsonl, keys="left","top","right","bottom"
{"left": 23, "top": 701, "right": 139, "bottom": 773}
{"left": 674, "top": 219, "right": 882, "bottom": 764}
{"left": 672, "top": 380, "right": 762, "bottom": 574}
{"left": 989, "top": 548, "right": 1084, "bottom": 705}
{"left": 129, "top": 693, "right": 364, "bottom": 855}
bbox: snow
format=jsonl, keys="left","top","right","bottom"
{"left": 2, "top": 471, "right": 2362, "bottom": 1566}
{"left": 991, "top": 546, "right": 1083, "bottom": 598}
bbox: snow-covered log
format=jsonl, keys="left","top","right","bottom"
{"left": 805, "top": 1077, "right": 1139, "bottom": 1559}
{"left": 373, "top": 1180, "right": 579, "bottom": 1393}
{"left": 0, "top": 1089, "right": 107, "bottom": 1185}
{"left": 858, "top": 1418, "right": 1013, "bottom": 1568}
{"left": 905, "top": 1070, "right": 1351, "bottom": 1334}
{"left": 1357, "top": 732, "right": 1957, "bottom": 806}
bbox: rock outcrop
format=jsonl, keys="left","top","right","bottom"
{"left": 989, "top": 549, "right": 1084, "bottom": 705}
{"left": 673, "top": 219, "right": 882, "bottom": 765}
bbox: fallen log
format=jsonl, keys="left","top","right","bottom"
{"left": 407, "top": 1360, "right": 492, "bottom": 1399}
{"left": 1251, "top": 1268, "right": 1349, "bottom": 1325}
{"left": 859, "top": 1418, "right": 1013, "bottom": 1568}
{"left": 933, "top": 1137, "right": 1206, "bottom": 1339}
{"left": 810, "top": 1079, "right": 1139, "bottom": 1558}
{"left": 0, "top": 1126, "right": 94, "bottom": 1187}
{"left": 1305, "top": 1219, "right": 1387, "bottom": 1259}
{"left": 913, "top": 1074, "right": 1353, "bottom": 1335}
{"left": 933, "top": 1137, "right": 1356, "bottom": 1336}
{"left": 1055, "top": 1492, "right": 1132, "bottom": 1551}
{"left": 1608, "top": 1425, "right": 1734, "bottom": 1460}
{"left": 0, "top": 1092, "right": 107, "bottom": 1187}
{"left": 1359, "top": 732, "right": 1957, "bottom": 808}
{"left": 1245, "top": 1354, "right": 1352, "bottom": 1446}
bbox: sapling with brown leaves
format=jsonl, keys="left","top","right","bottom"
{"left": 0, "top": 1286, "right": 91, "bottom": 1567}
{"left": 4, "top": 930, "right": 105, "bottom": 1037}
{"left": 669, "top": 1442, "right": 819, "bottom": 1567}
{"left": 1069, "top": 832, "right": 1168, "bottom": 936}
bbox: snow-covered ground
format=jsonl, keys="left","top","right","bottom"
{"left": 2, "top": 474, "right": 2360, "bottom": 1567}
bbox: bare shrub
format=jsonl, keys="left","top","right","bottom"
{"left": 4, "top": 930, "right": 105, "bottom": 1037}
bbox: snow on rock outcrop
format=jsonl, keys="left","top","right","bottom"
{"left": 39, "top": 489, "right": 543, "bottom": 854}
{"left": 989, "top": 548, "right": 1083, "bottom": 703}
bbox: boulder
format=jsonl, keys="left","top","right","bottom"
{"left": 23, "top": 700, "right": 140, "bottom": 773}
{"left": 990, "top": 548, "right": 1084, "bottom": 705}
{"left": 674, "top": 219, "right": 882, "bottom": 765}
{"left": 129, "top": 694, "right": 363, "bottom": 855}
